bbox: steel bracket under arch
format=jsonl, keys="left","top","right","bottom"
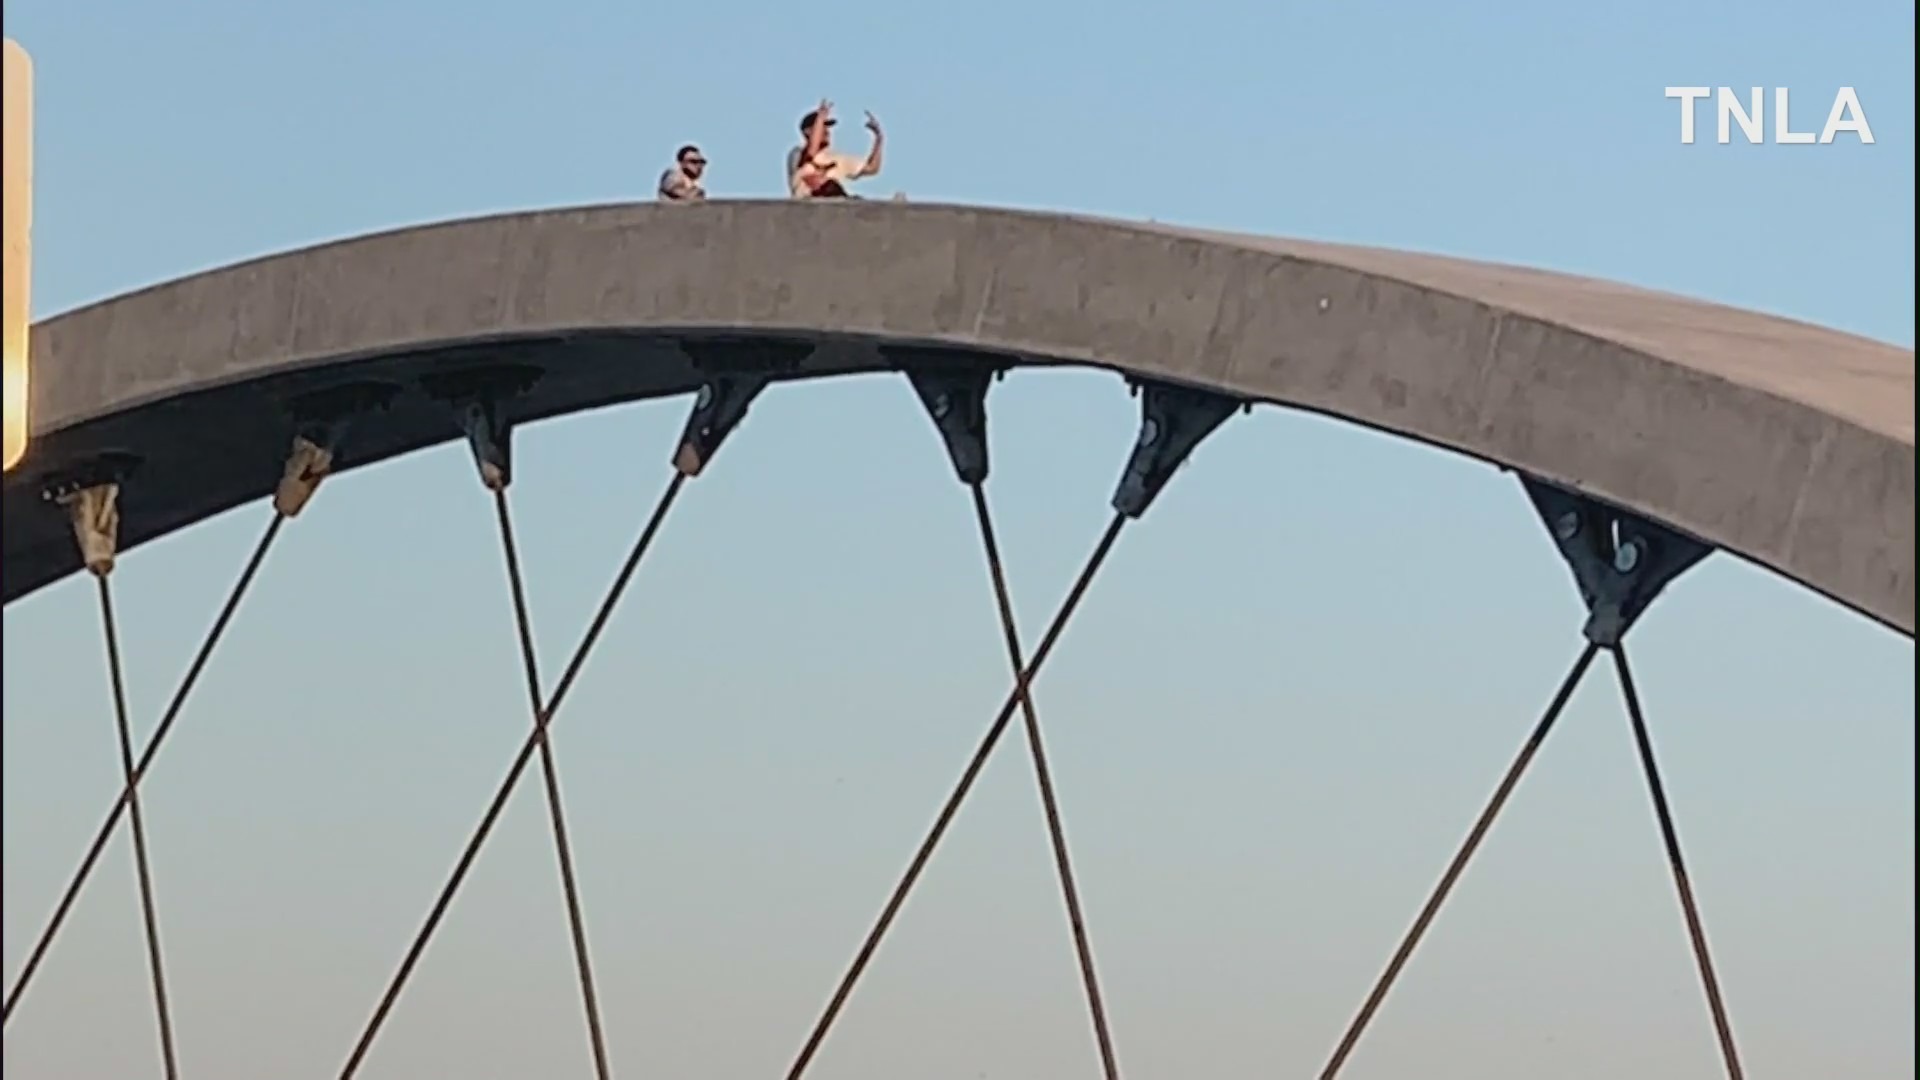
{"left": 672, "top": 339, "right": 815, "bottom": 478}
{"left": 1110, "top": 380, "right": 1247, "bottom": 519}
{"left": 273, "top": 382, "right": 399, "bottom": 517}
{"left": 422, "top": 365, "right": 544, "bottom": 492}
{"left": 40, "top": 452, "right": 141, "bottom": 577}
{"left": 887, "top": 346, "right": 1009, "bottom": 487}
{"left": 1522, "top": 476, "right": 1713, "bottom": 646}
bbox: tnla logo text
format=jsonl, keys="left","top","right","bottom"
{"left": 1665, "top": 87, "right": 1874, "bottom": 144}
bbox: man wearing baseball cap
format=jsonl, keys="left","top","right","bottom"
{"left": 787, "top": 99, "right": 883, "bottom": 198}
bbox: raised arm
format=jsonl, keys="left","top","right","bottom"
{"left": 859, "top": 110, "right": 884, "bottom": 177}
{"left": 804, "top": 99, "right": 833, "bottom": 160}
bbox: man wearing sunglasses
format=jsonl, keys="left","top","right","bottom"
{"left": 787, "top": 100, "right": 883, "bottom": 199}
{"left": 659, "top": 144, "right": 709, "bottom": 202}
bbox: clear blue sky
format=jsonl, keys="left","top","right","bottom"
{"left": 2, "top": 2, "right": 1912, "bottom": 1079}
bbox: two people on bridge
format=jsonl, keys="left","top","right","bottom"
{"left": 657, "top": 100, "right": 885, "bottom": 202}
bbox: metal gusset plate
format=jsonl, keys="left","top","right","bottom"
{"left": 1522, "top": 477, "right": 1713, "bottom": 645}
{"left": 885, "top": 346, "right": 1009, "bottom": 486}
{"left": 1110, "top": 379, "right": 1246, "bottom": 518}
{"left": 275, "top": 382, "right": 399, "bottom": 517}
{"left": 421, "top": 364, "right": 544, "bottom": 491}
{"left": 672, "top": 338, "right": 815, "bottom": 477}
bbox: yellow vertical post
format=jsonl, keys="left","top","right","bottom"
{"left": 3, "top": 38, "right": 33, "bottom": 471}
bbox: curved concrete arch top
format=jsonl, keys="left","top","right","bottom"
{"left": 3, "top": 201, "right": 1912, "bottom": 633}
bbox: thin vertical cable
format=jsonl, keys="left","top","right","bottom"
{"left": 338, "top": 472, "right": 687, "bottom": 1079}
{"left": 4, "top": 511, "right": 285, "bottom": 1025}
{"left": 95, "top": 575, "right": 182, "bottom": 1080}
{"left": 786, "top": 513, "right": 1128, "bottom": 1079}
{"left": 493, "top": 488, "right": 614, "bottom": 1080}
{"left": 1612, "top": 646, "right": 1745, "bottom": 1080}
{"left": 971, "top": 483, "right": 1122, "bottom": 1080}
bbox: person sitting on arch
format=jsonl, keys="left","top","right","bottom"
{"left": 787, "top": 100, "right": 882, "bottom": 199}
{"left": 658, "top": 144, "right": 708, "bottom": 201}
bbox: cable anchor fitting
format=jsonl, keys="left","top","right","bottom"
{"left": 422, "top": 365, "right": 543, "bottom": 492}
{"left": 459, "top": 398, "right": 513, "bottom": 492}
{"left": 1110, "top": 379, "right": 1245, "bottom": 518}
{"left": 1522, "top": 476, "right": 1713, "bottom": 647}
{"left": 887, "top": 346, "right": 1007, "bottom": 486}
{"left": 273, "top": 382, "right": 397, "bottom": 517}
{"left": 671, "top": 338, "right": 813, "bottom": 477}
{"left": 42, "top": 454, "right": 139, "bottom": 577}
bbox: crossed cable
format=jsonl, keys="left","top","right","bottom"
{"left": 3, "top": 361, "right": 1747, "bottom": 1080}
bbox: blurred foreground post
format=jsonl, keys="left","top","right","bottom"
{"left": 4, "top": 38, "right": 34, "bottom": 471}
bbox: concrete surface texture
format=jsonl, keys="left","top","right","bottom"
{"left": 4, "top": 201, "right": 1912, "bottom": 632}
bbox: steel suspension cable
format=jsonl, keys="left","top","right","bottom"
{"left": 4, "top": 511, "right": 286, "bottom": 1025}
{"left": 1611, "top": 646, "right": 1746, "bottom": 1080}
{"left": 785, "top": 511, "right": 1128, "bottom": 1080}
{"left": 491, "top": 487, "right": 614, "bottom": 1080}
{"left": 93, "top": 575, "right": 183, "bottom": 1080}
{"left": 1318, "top": 640, "right": 1601, "bottom": 1079}
{"left": 338, "top": 471, "right": 688, "bottom": 1080}
{"left": 969, "top": 483, "right": 1121, "bottom": 1080}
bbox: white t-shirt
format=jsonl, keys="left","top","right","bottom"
{"left": 786, "top": 146, "right": 869, "bottom": 197}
